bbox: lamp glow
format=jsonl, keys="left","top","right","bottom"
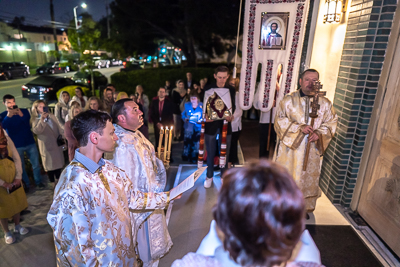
{"left": 5, "top": 45, "right": 12, "bottom": 51}
{"left": 43, "top": 46, "right": 49, "bottom": 52}
{"left": 17, "top": 45, "right": 25, "bottom": 51}
{"left": 81, "top": 3, "right": 87, "bottom": 8}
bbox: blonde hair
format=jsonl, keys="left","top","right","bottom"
{"left": 85, "top": 96, "right": 104, "bottom": 111}
{"left": 69, "top": 104, "right": 82, "bottom": 119}
{"left": 30, "top": 100, "right": 46, "bottom": 124}
{"left": 116, "top": 92, "right": 129, "bottom": 101}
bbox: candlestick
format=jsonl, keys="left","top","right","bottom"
{"left": 158, "top": 127, "right": 164, "bottom": 159}
{"left": 164, "top": 127, "right": 169, "bottom": 163}
{"left": 168, "top": 126, "right": 173, "bottom": 155}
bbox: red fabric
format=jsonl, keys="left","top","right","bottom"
{"left": 159, "top": 99, "right": 164, "bottom": 115}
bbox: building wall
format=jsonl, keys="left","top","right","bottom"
{"left": 319, "top": 0, "right": 398, "bottom": 206}
{"left": 309, "top": 0, "right": 352, "bottom": 102}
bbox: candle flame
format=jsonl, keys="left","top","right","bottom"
{"left": 161, "top": 127, "right": 163, "bottom": 130}
{"left": 171, "top": 126, "right": 173, "bottom": 130}
{"left": 166, "top": 126, "right": 169, "bottom": 130}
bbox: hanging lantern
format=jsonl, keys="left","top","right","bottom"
{"left": 323, "top": 0, "right": 343, "bottom": 23}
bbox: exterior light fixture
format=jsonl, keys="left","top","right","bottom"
{"left": 5, "top": 45, "right": 12, "bottom": 51}
{"left": 17, "top": 45, "right": 25, "bottom": 51}
{"left": 81, "top": 3, "right": 87, "bottom": 9}
{"left": 323, "top": 0, "right": 346, "bottom": 23}
{"left": 43, "top": 46, "right": 49, "bottom": 52}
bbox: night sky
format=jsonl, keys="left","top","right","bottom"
{"left": 0, "top": 0, "right": 108, "bottom": 28}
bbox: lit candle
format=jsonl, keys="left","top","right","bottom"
{"left": 158, "top": 127, "right": 164, "bottom": 159}
{"left": 164, "top": 126, "right": 169, "bottom": 163}
{"left": 168, "top": 126, "right": 173, "bottom": 155}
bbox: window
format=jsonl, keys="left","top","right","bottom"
{"left": 64, "top": 37, "right": 66, "bottom": 41}
{"left": 14, "top": 34, "right": 23, "bottom": 39}
{"left": 43, "top": 36, "right": 46, "bottom": 41}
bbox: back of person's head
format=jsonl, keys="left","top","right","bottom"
{"left": 213, "top": 160, "right": 305, "bottom": 266}
{"left": 71, "top": 110, "right": 111, "bottom": 147}
{"left": 111, "top": 98, "right": 134, "bottom": 124}
{"left": 3, "top": 94, "right": 15, "bottom": 103}
{"left": 69, "top": 100, "right": 80, "bottom": 108}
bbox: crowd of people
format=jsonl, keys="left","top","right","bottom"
{"left": 0, "top": 66, "right": 332, "bottom": 267}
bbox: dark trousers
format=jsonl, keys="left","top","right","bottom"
{"left": 229, "top": 130, "right": 241, "bottom": 165}
{"left": 205, "top": 129, "right": 232, "bottom": 179}
{"left": 47, "top": 169, "right": 62, "bottom": 183}
{"left": 259, "top": 123, "right": 277, "bottom": 159}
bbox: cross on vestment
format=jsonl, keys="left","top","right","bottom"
{"left": 303, "top": 80, "right": 326, "bottom": 171}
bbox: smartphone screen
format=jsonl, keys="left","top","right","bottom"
{"left": 43, "top": 107, "right": 49, "bottom": 113}
{"left": 12, "top": 105, "right": 18, "bottom": 109}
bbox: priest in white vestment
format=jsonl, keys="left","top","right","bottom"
{"left": 47, "top": 110, "right": 171, "bottom": 267}
{"left": 274, "top": 69, "right": 337, "bottom": 214}
{"left": 109, "top": 99, "right": 172, "bottom": 266}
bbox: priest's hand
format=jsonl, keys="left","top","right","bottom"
{"left": 308, "top": 132, "right": 319, "bottom": 142}
{"left": 156, "top": 123, "right": 163, "bottom": 129}
{"left": 302, "top": 125, "right": 313, "bottom": 134}
{"left": 225, "top": 115, "right": 234, "bottom": 122}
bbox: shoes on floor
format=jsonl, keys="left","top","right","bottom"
{"left": 14, "top": 225, "right": 29, "bottom": 235}
{"left": 37, "top": 183, "right": 45, "bottom": 190}
{"left": 204, "top": 177, "right": 213, "bottom": 188}
{"left": 4, "top": 232, "right": 15, "bottom": 245}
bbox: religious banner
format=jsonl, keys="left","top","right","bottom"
{"left": 239, "top": 0, "right": 310, "bottom": 112}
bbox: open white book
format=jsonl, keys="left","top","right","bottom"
{"left": 170, "top": 166, "right": 207, "bottom": 199}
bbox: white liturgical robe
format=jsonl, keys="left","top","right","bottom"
{"left": 47, "top": 157, "right": 169, "bottom": 267}
{"left": 274, "top": 90, "right": 337, "bottom": 212}
{"left": 110, "top": 124, "right": 172, "bottom": 264}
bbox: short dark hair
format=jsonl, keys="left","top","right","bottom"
{"left": 71, "top": 110, "right": 112, "bottom": 147}
{"left": 158, "top": 87, "right": 166, "bottom": 92}
{"left": 111, "top": 98, "right": 134, "bottom": 124}
{"left": 213, "top": 160, "right": 305, "bottom": 266}
{"left": 215, "top": 65, "right": 229, "bottom": 75}
{"left": 105, "top": 88, "right": 113, "bottom": 93}
{"left": 271, "top": 22, "right": 278, "bottom": 28}
{"left": 107, "top": 83, "right": 115, "bottom": 88}
{"left": 299, "top": 69, "right": 319, "bottom": 80}
{"left": 3, "top": 94, "right": 15, "bottom": 103}
{"left": 189, "top": 90, "right": 199, "bottom": 99}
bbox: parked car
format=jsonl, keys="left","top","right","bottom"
{"left": 110, "top": 58, "right": 122, "bottom": 66}
{"left": 36, "top": 61, "right": 69, "bottom": 75}
{"left": 0, "top": 62, "right": 29, "bottom": 80}
{"left": 93, "top": 57, "right": 110, "bottom": 68}
{"left": 71, "top": 70, "right": 108, "bottom": 89}
{"left": 22, "top": 76, "right": 77, "bottom": 101}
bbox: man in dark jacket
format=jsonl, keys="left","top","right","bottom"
{"left": 150, "top": 87, "right": 175, "bottom": 149}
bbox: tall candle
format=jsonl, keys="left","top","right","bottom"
{"left": 164, "top": 127, "right": 169, "bottom": 163}
{"left": 158, "top": 127, "right": 164, "bottom": 158}
{"left": 168, "top": 126, "right": 173, "bottom": 155}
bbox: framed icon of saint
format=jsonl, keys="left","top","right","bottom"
{"left": 259, "top": 12, "right": 289, "bottom": 50}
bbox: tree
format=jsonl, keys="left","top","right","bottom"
{"left": 68, "top": 13, "right": 101, "bottom": 94}
{"left": 110, "top": 0, "right": 241, "bottom": 67}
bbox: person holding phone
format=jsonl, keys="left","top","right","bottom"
{"left": 31, "top": 101, "right": 65, "bottom": 186}
{"left": 1, "top": 94, "right": 44, "bottom": 191}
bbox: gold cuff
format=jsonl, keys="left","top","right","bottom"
{"left": 166, "top": 191, "right": 170, "bottom": 203}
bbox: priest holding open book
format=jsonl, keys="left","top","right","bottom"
{"left": 109, "top": 99, "right": 172, "bottom": 267}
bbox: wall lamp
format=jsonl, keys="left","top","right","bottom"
{"left": 323, "top": 0, "right": 347, "bottom": 23}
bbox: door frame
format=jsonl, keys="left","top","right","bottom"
{"left": 351, "top": 1, "right": 400, "bottom": 211}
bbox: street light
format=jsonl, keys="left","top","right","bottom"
{"left": 74, "top": 3, "right": 87, "bottom": 30}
